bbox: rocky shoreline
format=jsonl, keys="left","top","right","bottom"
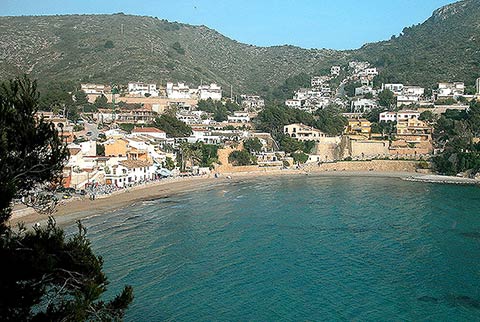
{"left": 403, "top": 174, "right": 480, "bottom": 185}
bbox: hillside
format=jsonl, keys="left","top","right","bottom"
{"left": 0, "top": 0, "right": 479, "bottom": 93}
{"left": 0, "top": 13, "right": 345, "bottom": 93}
{"left": 355, "top": 0, "right": 480, "bottom": 87}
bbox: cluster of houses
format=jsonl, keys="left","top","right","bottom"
{"left": 82, "top": 82, "right": 223, "bottom": 101}
{"left": 286, "top": 61, "right": 379, "bottom": 113}
{"left": 285, "top": 75, "right": 344, "bottom": 113}
{"left": 47, "top": 72, "right": 480, "bottom": 190}
{"left": 283, "top": 109, "right": 433, "bottom": 163}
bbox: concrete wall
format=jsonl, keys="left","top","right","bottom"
{"left": 349, "top": 140, "right": 390, "bottom": 158}
{"left": 307, "top": 160, "right": 419, "bottom": 173}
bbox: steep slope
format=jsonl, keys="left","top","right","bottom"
{"left": 355, "top": 0, "right": 480, "bottom": 87}
{"left": 0, "top": 14, "right": 345, "bottom": 93}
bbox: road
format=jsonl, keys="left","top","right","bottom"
{"left": 83, "top": 120, "right": 99, "bottom": 140}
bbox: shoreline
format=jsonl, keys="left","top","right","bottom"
{"left": 9, "top": 169, "right": 478, "bottom": 227}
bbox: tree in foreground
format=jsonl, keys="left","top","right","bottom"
{"left": 0, "top": 76, "right": 133, "bottom": 320}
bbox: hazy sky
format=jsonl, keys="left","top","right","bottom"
{"left": 0, "top": 0, "right": 457, "bottom": 49}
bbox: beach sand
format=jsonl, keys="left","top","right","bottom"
{"left": 9, "top": 169, "right": 421, "bottom": 227}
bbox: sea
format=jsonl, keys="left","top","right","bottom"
{"left": 66, "top": 175, "right": 480, "bottom": 321}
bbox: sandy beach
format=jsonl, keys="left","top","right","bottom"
{"left": 9, "top": 167, "right": 478, "bottom": 227}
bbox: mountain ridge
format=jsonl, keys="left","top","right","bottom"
{"left": 0, "top": 0, "right": 478, "bottom": 93}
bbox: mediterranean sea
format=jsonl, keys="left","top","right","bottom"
{"left": 69, "top": 175, "right": 480, "bottom": 321}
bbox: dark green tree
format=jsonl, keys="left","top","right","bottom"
{"left": 93, "top": 94, "right": 108, "bottom": 109}
{"left": 279, "top": 135, "right": 305, "bottom": 154}
{"left": 419, "top": 110, "right": 435, "bottom": 123}
{"left": 378, "top": 89, "right": 396, "bottom": 108}
{"left": 0, "top": 77, "right": 133, "bottom": 320}
{"left": 228, "top": 150, "right": 256, "bottom": 166}
{"left": 314, "top": 107, "right": 348, "bottom": 136}
{"left": 96, "top": 143, "right": 105, "bottom": 156}
{"left": 292, "top": 152, "right": 309, "bottom": 164}
{"left": 73, "top": 90, "right": 89, "bottom": 106}
{"left": 243, "top": 137, "right": 263, "bottom": 153}
{"left": 164, "top": 156, "right": 176, "bottom": 170}
{"left": 153, "top": 114, "right": 192, "bottom": 138}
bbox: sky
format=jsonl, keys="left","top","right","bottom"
{"left": 0, "top": 0, "right": 457, "bottom": 50}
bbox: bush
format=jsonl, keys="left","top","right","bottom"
{"left": 292, "top": 152, "right": 309, "bottom": 164}
{"left": 417, "top": 160, "right": 430, "bottom": 169}
{"left": 228, "top": 150, "right": 256, "bottom": 166}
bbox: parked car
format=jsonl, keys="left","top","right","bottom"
{"left": 86, "top": 131, "right": 92, "bottom": 136}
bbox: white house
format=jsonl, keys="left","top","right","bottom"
{"left": 227, "top": 111, "right": 250, "bottom": 123}
{"left": 188, "top": 129, "right": 221, "bottom": 145}
{"left": 81, "top": 83, "right": 105, "bottom": 95}
{"left": 285, "top": 99, "right": 304, "bottom": 108}
{"left": 198, "top": 83, "right": 222, "bottom": 101}
{"left": 383, "top": 84, "right": 404, "bottom": 95}
{"left": 397, "top": 110, "right": 421, "bottom": 121}
{"left": 437, "top": 82, "right": 465, "bottom": 99}
{"left": 379, "top": 110, "right": 420, "bottom": 123}
{"left": 107, "top": 160, "right": 156, "bottom": 187}
{"left": 241, "top": 95, "right": 265, "bottom": 111}
{"left": 284, "top": 123, "right": 327, "bottom": 142}
{"left": 131, "top": 127, "right": 167, "bottom": 140}
{"left": 351, "top": 99, "right": 378, "bottom": 113}
{"left": 166, "top": 82, "right": 192, "bottom": 99}
{"left": 128, "top": 82, "right": 159, "bottom": 97}
{"left": 355, "top": 86, "right": 375, "bottom": 96}
{"left": 79, "top": 140, "right": 97, "bottom": 157}
{"left": 403, "top": 86, "right": 425, "bottom": 96}
{"left": 397, "top": 95, "right": 421, "bottom": 106}
{"left": 331, "top": 66, "right": 341, "bottom": 76}
{"left": 379, "top": 111, "right": 397, "bottom": 122}
{"left": 364, "top": 68, "right": 378, "bottom": 76}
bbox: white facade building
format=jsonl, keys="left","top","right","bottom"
{"left": 437, "top": 82, "right": 465, "bottom": 98}
{"left": 364, "top": 68, "right": 378, "bottom": 76}
{"left": 188, "top": 129, "right": 221, "bottom": 145}
{"left": 198, "top": 83, "right": 222, "bottom": 101}
{"left": 227, "top": 111, "right": 250, "bottom": 123}
{"left": 285, "top": 99, "right": 304, "bottom": 108}
{"left": 379, "top": 110, "right": 421, "bottom": 123}
{"left": 128, "top": 82, "right": 159, "bottom": 97}
{"left": 383, "top": 84, "right": 404, "bottom": 95}
{"left": 241, "top": 95, "right": 265, "bottom": 111}
{"left": 166, "top": 82, "right": 192, "bottom": 99}
{"left": 284, "top": 123, "right": 327, "bottom": 142}
{"left": 107, "top": 160, "right": 156, "bottom": 187}
{"left": 331, "top": 66, "right": 341, "bottom": 76}
{"left": 379, "top": 112, "right": 397, "bottom": 122}
{"left": 351, "top": 99, "right": 378, "bottom": 113}
{"left": 80, "top": 83, "right": 105, "bottom": 95}
{"left": 355, "top": 86, "right": 376, "bottom": 96}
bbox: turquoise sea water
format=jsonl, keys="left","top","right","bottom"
{"left": 71, "top": 175, "right": 480, "bottom": 321}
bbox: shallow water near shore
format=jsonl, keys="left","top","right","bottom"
{"left": 67, "top": 175, "right": 480, "bottom": 321}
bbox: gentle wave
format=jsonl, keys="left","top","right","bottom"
{"left": 76, "top": 176, "right": 480, "bottom": 321}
